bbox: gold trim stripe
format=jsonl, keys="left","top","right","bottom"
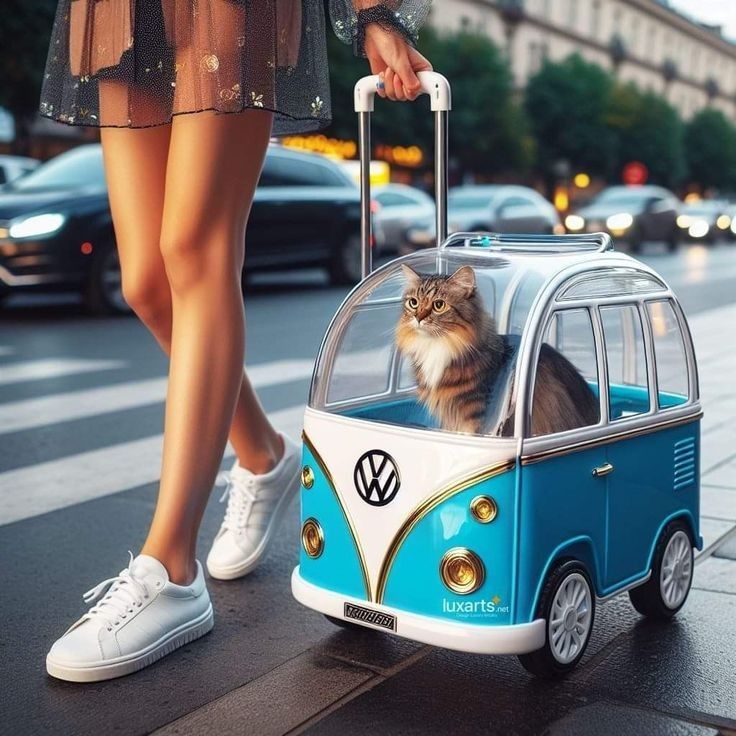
{"left": 520, "top": 412, "right": 702, "bottom": 466}
{"left": 374, "top": 459, "right": 516, "bottom": 604}
{"left": 301, "top": 431, "right": 373, "bottom": 601}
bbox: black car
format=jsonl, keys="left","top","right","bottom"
{"left": 0, "top": 144, "right": 362, "bottom": 313}
{"left": 565, "top": 185, "right": 680, "bottom": 252}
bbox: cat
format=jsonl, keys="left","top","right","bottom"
{"left": 395, "top": 264, "right": 600, "bottom": 436}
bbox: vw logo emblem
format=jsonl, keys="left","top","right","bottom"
{"left": 353, "top": 450, "right": 400, "bottom": 506}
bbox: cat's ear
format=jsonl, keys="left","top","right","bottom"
{"left": 401, "top": 264, "right": 422, "bottom": 289}
{"left": 447, "top": 265, "right": 476, "bottom": 294}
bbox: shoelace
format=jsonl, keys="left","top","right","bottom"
{"left": 216, "top": 470, "right": 257, "bottom": 534}
{"left": 81, "top": 551, "right": 151, "bottom": 632}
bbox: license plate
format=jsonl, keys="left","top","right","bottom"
{"left": 344, "top": 602, "right": 397, "bottom": 631}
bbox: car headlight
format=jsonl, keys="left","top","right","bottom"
{"left": 677, "top": 215, "right": 691, "bottom": 229}
{"left": 8, "top": 213, "right": 66, "bottom": 239}
{"left": 565, "top": 214, "right": 585, "bottom": 231}
{"left": 717, "top": 215, "right": 731, "bottom": 230}
{"left": 688, "top": 220, "right": 709, "bottom": 238}
{"left": 606, "top": 212, "right": 633, "bottom": 230}
{"left": 439, "top": 548, "right": 485, "bottom": 595}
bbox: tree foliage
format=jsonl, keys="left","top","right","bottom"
{"left": 525, "top": 54, "right": 616, "bottom": 180}
{"left": 684, "top": 108, "right": 736, "bottom": 192}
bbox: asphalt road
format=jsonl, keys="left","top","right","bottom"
{"left": 1, "top": 240, "right": 735, "bottom": 735}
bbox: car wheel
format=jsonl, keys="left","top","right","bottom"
{"left": 328, "top": 231, "right": 362, "bottom": 286}
{"left": 667, "top": 228, "right": 679, "bottom": 252}
{"left": 517, "top": 560, "right": 595, "bottom": 678}
{"left": 627, "top": 226, "right": 643, "bottom": 253}
{"left": 84, "top": 239, "right": 131, "bottom": 315}
{"left": 628, "top": 520, "right": 693, "bottom": 620}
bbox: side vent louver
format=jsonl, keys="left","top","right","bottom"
{"left": 673, "top": 436, "right": 696, "bottom": 491}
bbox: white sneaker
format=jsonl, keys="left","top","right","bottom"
{"left": 46, "top": 553, "right": 213, "bottom": 683}
{"left": 206, "top": 433, "right": 301, "bottom": 580}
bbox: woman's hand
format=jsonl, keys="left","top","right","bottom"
{"left": 363, "top": 23, "right": 432, "bottom": 102}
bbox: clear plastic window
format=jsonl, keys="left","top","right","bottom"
{"left": 310, "top": 249, "right": 557, "bottom": 437}
{"left": 531, "top": 309, "right": 601, "bottom": 437}
{"left": 646, "top": 300, "right": 689, "bottom": 408}
{"left": 601, "top": 304, "right": 650, "bottom": 420}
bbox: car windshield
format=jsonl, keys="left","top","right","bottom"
{"left": 308, "top": 247, "right": 575, "bottom": 438}
{"left": 683, "top": 202, "right": 721, "bottom": 215}
{"left": 449, "top": 191, "right": 497, "bottom": 209}
{"left": 5, "top": 146, "right": 105, "bottom": 192}
{"left": 592, "top": 191, "right": 649, "bottom": 209}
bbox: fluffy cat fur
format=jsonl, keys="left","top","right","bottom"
{"left": 396, "top": 264, "right": 599, "bottom": 436}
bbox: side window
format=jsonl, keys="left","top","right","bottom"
{"left": 646, "top": 300, "right": 689, "bottom": 408}
{"left": 531, "top": 308, "right": 601, "bottom": 437}
{"left": 261, "top": 154, "right": 344, "bottom": 187}
{"left": 600, "top": 304, "right": 650, "bottom": 419}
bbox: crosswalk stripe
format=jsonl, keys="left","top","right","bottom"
{"left": 0, "top": 359, "right": 315, "bottom": 435}
{"left": 0, "top": 358, "right": 125, "bottom": 386}
{"left": 0, "top": 404, "right": 305, "bottom": 526}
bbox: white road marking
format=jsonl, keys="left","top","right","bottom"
{"left": 0, "top": 404, "right": 305, "bottom": 526}
{"left": 0, "top": 358, "right": 125, "bottom": 386}
{"left": 0, "top": 359, "right": 314, "bottom": 434}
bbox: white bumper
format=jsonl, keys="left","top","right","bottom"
{"left": 291, "top": 567, "right": 546, "bottom": 656}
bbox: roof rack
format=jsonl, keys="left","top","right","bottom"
{"left": 440, "top": 231, "right": 614, "bottom": 254}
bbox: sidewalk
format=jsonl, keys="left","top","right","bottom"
{"left": 2, "top": 304, "right": 735, "bottom": 736}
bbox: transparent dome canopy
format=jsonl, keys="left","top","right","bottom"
{"left": 309, "top": 247, "right": 582, "bottom": 438}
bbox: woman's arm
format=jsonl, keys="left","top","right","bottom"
{"left": 328, "top": 1, "right": 433, "bottom": 101}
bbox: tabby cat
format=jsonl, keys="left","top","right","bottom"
{"left": 396, "top": 264, "right": 600, "bottom": 436}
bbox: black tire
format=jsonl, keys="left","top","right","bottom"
{"left": 323, "top": 614, "right": 365, "bottom": 631}
{"left": 328, "top": 231, "right": 362, "bottom": 286}
{"left": 628, "top": 520, "right": 693, "bottom": 620}
{"left": 627, "top": 226, "right": 643, "bottom": 253}
{"left": 83, "top": 239, "right": 131, "bottom": 315}
{"left": 517, "top": 559, "right": 595, "bottom": 679}
{"left": 667, "top": 228, "right": 679, "bottom": 252}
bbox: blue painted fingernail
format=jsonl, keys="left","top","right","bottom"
{"left": 377, "top": 80, "right": 385, "bottom": 89}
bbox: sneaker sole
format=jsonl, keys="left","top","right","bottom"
{"left": 206, "top": 462, "right": 301, "bottom": 581}
{"left": 45, "top": 603, "right": 214, "bottom": 683}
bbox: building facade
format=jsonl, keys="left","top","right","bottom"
{"left": 429, "top": 0, "right": 736, "bottom": 120}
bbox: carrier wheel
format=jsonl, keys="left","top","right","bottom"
{"left": 629, "top": 520, "right": 693, "bottom": 620}
{"left": 518, "top": 560, "right": 595, "bottom": 679}
{"left": 328, "top": 231, "right": 362, "bottom": 285}
{"left": 323, "top": 614, "right": 365, "bottom": 631}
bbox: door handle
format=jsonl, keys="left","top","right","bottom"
{"left": 592, "top": 462, "right": 614, "bottom": 478}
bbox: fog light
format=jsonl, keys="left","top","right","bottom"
{"left": 470, "top": 495, "right": 498, "bottom": 523}
{"left": 301, "top": 465, "right": 315, "bottom": 489}
{"left": 301, "top": 518, "right": 323, "bottom": 558}
{"left": 440, "top": 548, "right": 485, "bottom": 595}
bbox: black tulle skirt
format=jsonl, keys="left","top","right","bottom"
{"left": 38, "top": 0, "right": 334, "bottom": 135}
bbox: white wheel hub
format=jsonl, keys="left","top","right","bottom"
{"left": 660, "top": 530, "right": 692, "bottom": 609}
{"left": 549, "top": 572, "right": 592, "bottom": 665}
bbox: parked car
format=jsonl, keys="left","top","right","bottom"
{"left": 675, "top": 199, "right": 731, "bottom": 243}
{"left": 0, "top": 154, "right": 40, "bottom": 185}
{"left": 0, "top": 144, "right": 363, "bottom": 313}
{"left": 372, "top": 183, "right": 434, "bottom": 255}
{"left": 565, "top": 185, "right": 680, "bottom": 252}
{"left": 404, "top": 185, "right": 559, "bottom": 252}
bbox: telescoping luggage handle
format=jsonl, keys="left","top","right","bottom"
{"left": 354, "top": 71, "right": 452, "bottom": 279}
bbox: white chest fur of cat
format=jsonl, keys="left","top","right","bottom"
{"left": 404, "top": 328, "right": 458, "bottom": 388}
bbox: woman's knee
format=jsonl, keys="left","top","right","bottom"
{"left": 121, "top": 270, "right": 171, "bottom": 327}
{"left": 159, "top": 227, "right": 242, "bottom": 293}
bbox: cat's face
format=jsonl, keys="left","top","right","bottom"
{"left": 397, "top": 264, "right": 479, "bottom": 340}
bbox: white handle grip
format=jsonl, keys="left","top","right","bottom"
{"left": 354, "top": 71, "right": 451, "bottom": 112}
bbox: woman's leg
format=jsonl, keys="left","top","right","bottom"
{"left": 139, "top": 108, "right": 275, "bottom": 584}
{"left": 101, "top": 100, "right": 283, "bottom": 479}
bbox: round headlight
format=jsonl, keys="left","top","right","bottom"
{"left": 301, "top": 518, "right": 324, "bottom": 558}
{"left": 301, "top": 465, "right": 315, "bottom": 489}
{"left": 470, "top": 495, "right": 498, "bottom": 523}
{"left": 565, "top": 214, "right": 585, "bottom": 232}
{"left": 439, "top": 548, "right": 485, "bottom": 595}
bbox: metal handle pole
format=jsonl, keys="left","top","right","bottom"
{"left": 358, "top": 110, "right": 372, "bottom": 280}
{"left": 354, "top": 71, "right": 452, "bottom": 281}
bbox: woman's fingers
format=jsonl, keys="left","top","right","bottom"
{"left": 376, "top": 70, "right": 387, "bottom": 99}
{"left": 395, "top": 57, "right": 421, "bottom": 100}
{"left": 383, "top": 68, "right": 396, "bottom": 100}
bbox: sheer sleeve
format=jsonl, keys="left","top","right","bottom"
{"left": 328, "top": 1, "right": 432, "bottom": 58}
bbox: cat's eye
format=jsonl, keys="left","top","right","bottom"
{"left": 406, "top": 297, "right": 419, "bottom": 310}
{"left": 433, "top": 299, "right": 448, "bottom": 313}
